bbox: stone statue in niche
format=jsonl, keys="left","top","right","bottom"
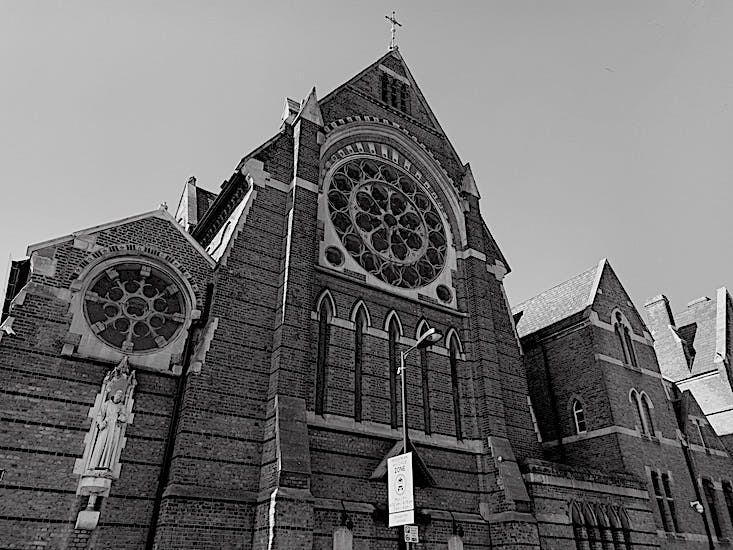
{"left": 74, "top": 356, "right": 136, "bottom": 498}
{"left": 88, "top": 387, "right": 128, "bottom": 471}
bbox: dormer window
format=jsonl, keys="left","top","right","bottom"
{"left": 380, "top": 72, "right": 410, "bottom": 114}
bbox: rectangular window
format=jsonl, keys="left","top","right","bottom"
{"left": 703, "top": 479, "right": 723, "bottom": 539}
{"left": 723, "top": 482, "right": 733, "bottom": 529}
{"left": 661, "top": 473, "right": 679, "bottom": 532}
{"left": 528, "top": 397, "right": 542, "bottom": 442}
{"left": 651, "top": 471, "right": 671, "bottom": 532}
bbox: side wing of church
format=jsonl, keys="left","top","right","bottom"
{"left": 1, "top": 49, "right": 732, "bottom": 550}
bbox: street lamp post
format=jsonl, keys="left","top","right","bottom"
{"left": 397, "top": 327, "right": 443, "bottom": 547}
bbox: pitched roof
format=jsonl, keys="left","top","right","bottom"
{"left": 513, "top": 261, "right": 604, "bottom": 338}
{"left": 26, "top": 207, "right": 217, "bottom": 268}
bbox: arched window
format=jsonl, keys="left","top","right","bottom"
{"left": 381, "top": 73, "right": 389, "bottom": 103}
{"left": 629, "top": 389, "right": 646, "bottom": 435}
{"left": 573, "top": 399, "right": 587, "bottom": 434}
{"left": 570, "top": 501, "right": 587, "bottom": 550}
{"left": 388, "top": 315, "right": 401, "bottom": 429}
{"left": 417, "top": 321, "right": 432, "bottom": 435}
{"left": 583, "top": 504, "right": 601, "bottom": 550}
{"left": 353, "top": 306, "right": 368, "bottom": 422}
{"left": 315, "top": 296, "right": 333, "bottom": 415}
{"left": 595, "top": 505, "right": 614, "bottom": 550}
{"left": 607, "top": 507, "right": 624, "bottom": 550}
{"left": 614, "top": 311, "right": 638, "bottom": 368}
{"left": 640, "top": 393, "right": 655, "bottom": 436}
{"left": 449, "top": 332, "right": 463, "bottom": 440}
{"left": 617, "top": 508, "right": 632, "bottom": 550}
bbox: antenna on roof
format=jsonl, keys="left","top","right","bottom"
{"left": 385, "top": 11, "right": 402, "bottom": 50}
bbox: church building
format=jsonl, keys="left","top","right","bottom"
{"left": 1, "top": 47, "right": 732, "bottom": 550}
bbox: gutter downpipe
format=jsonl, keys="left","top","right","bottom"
{"left": 680, "top": 437, "right": 715, "bottom": 550}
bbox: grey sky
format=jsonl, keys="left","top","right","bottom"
{"left": 1, "top": 1, "right": 731, "bottom": 316}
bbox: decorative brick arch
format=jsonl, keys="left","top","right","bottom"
{"left": 315, "top": 288, "right": 337, "bottom": 320}
{"left": 73, "top": 244, "right": 203, "bottom": 309}
{"left": 320, "top": 119, "right": 465, "bottom": 248}
{"left": 64, "top": 246, "right": 203, "bottom": 373}
{"left": 323, "top": 115, "right": 458, "bottom": 194}
{"left": 415, "top": 318, "right": 431, "bottom": 339}
{"left": 350, "top": 299, "right": 371, "bottom": 327}
{"left": 384, "top": 310, "right": 404, "bottom": 336}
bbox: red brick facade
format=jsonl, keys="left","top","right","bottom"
{"left": 1, "top": 49, "right": 730, "bottom": 550}
{"left": 517, "top": 259, "right": 733, "bottom": 549}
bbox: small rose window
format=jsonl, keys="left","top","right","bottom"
{"left": 84, "top": 261, "right": 187, "bottom": 353}
{"left": 327, "top": 157, "right": 447, "bottom": 288}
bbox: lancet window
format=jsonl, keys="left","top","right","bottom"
{"left": 315, "top": 294, "right": 333, "bottom": 415}
{"left": 417, "top": 321, "right": 432, "bottom": 435}
{"left": 353, "top": 305, "right": 368, "bottom": 422}
{"left": 448, "top": 331, "right": 463, "bottom": 440}
{"left": 614, "top": 311, "right": 638, "bottom": 368}
{"left": 388, "top": 314, "right": 401, "bottom": 429}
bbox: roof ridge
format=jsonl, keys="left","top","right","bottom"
{"left": 513, "top": 263, "right": 598, "bottom": 312}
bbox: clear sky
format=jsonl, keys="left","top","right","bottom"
{"left": 2, "top": 1, "right": 731, "bottom": 317}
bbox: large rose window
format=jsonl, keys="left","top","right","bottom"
{"left": 84, "top": 262, "right": 187, "bottom": 353}
{"left": 327, "top": 157, "right": 447, "bottom": 288}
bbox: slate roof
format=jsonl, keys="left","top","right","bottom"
{"left": 513, "top": 262, "right": 601, "bottom": 338}
{"left": 673, "top": 297, "right": 719, "bottom": 376}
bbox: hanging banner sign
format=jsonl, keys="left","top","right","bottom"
{"left": 388, "top": 452, "right": 414, "bottom": 527}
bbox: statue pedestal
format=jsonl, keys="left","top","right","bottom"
{"left": 77, "top": 475, "right": 112, "bottom": 497}
{"left": 75, "top": 510, "right": 100, "bottom": 530}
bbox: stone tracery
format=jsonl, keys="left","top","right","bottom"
{"left": 83, "top": 261, "right": 186, "bottom": 353}
{"left": 327, "top": 157, "right": 447, "bottom": 288}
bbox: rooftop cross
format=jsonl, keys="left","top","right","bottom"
{"left": 385, "top": 11, "right": 402, "bottom": 51}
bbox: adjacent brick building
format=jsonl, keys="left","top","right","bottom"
{"left": 1, "top": 48, "right": 731, "bottom": 549}
{"left": 516, "top": 259, "right": 733, "bottom": 549}
{"left": 645, "top": 289, "right": 733, "bottom": 455}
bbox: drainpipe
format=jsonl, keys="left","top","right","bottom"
{"left": 145, "top": 282, "right": 214, "bottom": 550}
{"left": 680, "top": 437, "right": 715, "bottom": 550}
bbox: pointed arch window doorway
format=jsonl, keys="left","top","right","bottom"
{"left": 614, "top": 312, "right": 638, "bottom": 368}
{"left": 315, "top": 297, "right": 333, "bottom": 416}
{"left": 388, "top": 315, "right": 401, "bottom": 429}
{"left": 448, "top": 331, "right": 463, "bottom": 440}
{"left": 353, "top": 306, "right": 368, "bottom": 422}
{"left": 417, "top": 321, "right": 432, "bottom": 435}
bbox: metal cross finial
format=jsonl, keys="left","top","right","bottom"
{"left": 385, "top": 11, "right": 402, "bottom": 50}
